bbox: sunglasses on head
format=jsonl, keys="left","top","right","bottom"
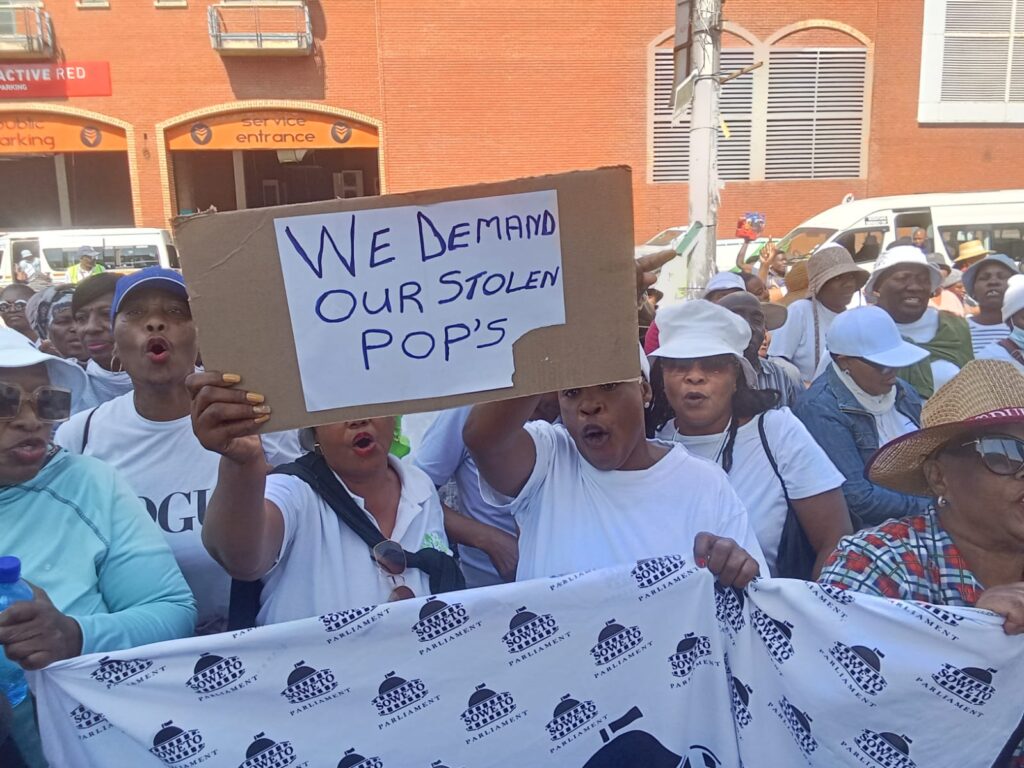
{"left": 0, "top": 300, "right": 28, "bottom": 313}
{"left": 0, "top": 382, "right": 72, "bottom": 423}
{"left": 951, "top": 435, "right": 1024, "bottom": 477}
{"left": 371, "top": 540, "right": 415, "bottom": 602}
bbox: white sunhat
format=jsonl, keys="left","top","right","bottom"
{"left": 649, "top": 299, "right": 757, "bottom": 385}
{"left": 703, "top": 271, "right": 745, "bottom": 297}
{"left": 0, "top": 328, "right": 88, "bottom": 397}
{"left": 864, "top": 245, "right": 942, "bottom": 298}
{"left": 1002, "top": 274, "right": 1024, "bottom": 323}
{"left": 825, "top": 306, "right": 929, "bottom": 368}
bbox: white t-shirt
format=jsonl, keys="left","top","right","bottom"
{"left": 480, "top": 422, "right": 767, "bottom": 582}
{"left": 54, "top": 393, "right": 303, "bottom": 634}
{"left": 260, "top": 456, "right": 451, "bottom": 626}
{"left": 977, "top": 338, "right": 1024, "bottom": 372}
{"left": 896, "top": 308, "right": 961, "bottom": 391}
{"left": 658, "top": 408, "right": 844, "bottom": 575}
{"left": 968, "top": 316, "right": 1011, "bottom": 355}
{"left": 767, "top": 299, "right": 838, "bottom": 383}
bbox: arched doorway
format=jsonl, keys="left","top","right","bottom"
{"left": 0, "top": 110, "right": 134, "bottom": 229}
{"left": 161, "top": 104, "right": 381, "bottom": 218}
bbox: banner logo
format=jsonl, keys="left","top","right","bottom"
{"left": 79, "top": 126, "right": 102, "bottom": 148}
{"left": 320, "top": 606, "right": 374, "bottom": 633}
{"left": 460, "top": 683, "right": 516, "bottom": 731}
{"left": 730, "top": 676, "right": 754, "bottom": 728}
{"left": 752, "top": 610, "right": 795, "bottom": 665}
{"left": 281, "top": 661, "right": 337, "bottom": 704}
{"left": 413, "top": 597, "right": 469, "bottom": 642}
{"left": 847, "top": 730, "right": 916, "bottom": 768}
{"left": 828, "top": 642, "right": 887, "bottom": 696}
{"left": 70, "top": 704, "right": 106, "bottom": 731}
{"left": 90, "top": 656, "right": 153, "bottom": 687}
{"left": 336, "top": 747, "right": 382, "bottom": 768}
{"left": 714, "top": 583, "right": 746, "bottom": 635}
{"left": 238, "top": 732, "right": 297, "bottom": 768}
{"left": 590, "top": 619, "right": 644, "bottom": 666}
{"left": 502, "top": 606, "right": 558, "bottom": 653}
{"left": 931, "top": 664, "right": 996, "bottom": 706}
{"left": 770, "top": 696, "right": 817, "bottom": 758}
{"left": 190, "top": 122, "right": 213, "bottom": 146}
{"left": 545, "top": 693, "right": 598, "bottom": 741}
{"left": 631, "top": 555, "right": 685, "bottom": 588}
{"left": 186, "top": 653, "right": 246, "bottom": 695}
{"left": 149, "top": 721, "right": 207, "bottom": 766}
{"left": 372, "top": 671, "right": 428, "bottom": 716}
{"left": 330, "top": 121, "right": 352, "bottom": 144}
{"left": 668, "top": 632, "right": 712, "bottom": 680}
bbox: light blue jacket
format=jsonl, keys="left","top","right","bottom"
{"left": 0, "top": 450, "right": 196, "bottom": 659}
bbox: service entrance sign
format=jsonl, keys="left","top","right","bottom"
{"left": 175, "top": 166, "right": 638, "bottom": 430}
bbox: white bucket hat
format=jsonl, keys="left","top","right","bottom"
{"left": 1002, "top": 274, "right": 1024, "bottom": 323}
{"left": 825, "top": 306, "right": 929, "bottom": 368}
{"left": 864, "top": 246, "right": 942, "bottom": 298}
{"left": 0, "top": 328, "right": 88, "bottom": 398}
{"left": 649, "top": 300, "right": 757, "bottom": 385}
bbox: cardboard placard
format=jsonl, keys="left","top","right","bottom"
{"left": 175, "top": 166, "right": 638, "bottom": 431}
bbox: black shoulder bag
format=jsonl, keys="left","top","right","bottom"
{"left": 228, "top": 452, "right": 465, "bottom": 630}
{"left": 757, "top": 414, "right": 817, "bottom": 580}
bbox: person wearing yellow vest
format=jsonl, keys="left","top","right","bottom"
{"left": 67, "top": 247, "right": 106, "bottom": 285}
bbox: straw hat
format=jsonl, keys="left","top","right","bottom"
{"left": 778, "top": 260, "right": 809, "bottom": 307}
{"left": 866, "top": 360, "right": 1024, "bottom": 496}
{"left": 806, "top": 245, "right": 869, "bottom": 296}
{"left": 954, "top": 239, "right": 994, "bottom": 264}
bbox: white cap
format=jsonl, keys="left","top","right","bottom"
{"left": 638, "top": 342, "right": 651, "bottom": 381}
{"left": 19, "top": 249, "right": 32, "bottom": 259}
{"left": 864, "top": 246, "right": 942, "bottom": 297}
{"left": 1002, "top": 274, "right": 1024, "bottom": 322}
{"left": 825, "top": 306, "right": 929, "bottom": 368}
{"left": 649, "top": 300, "right": 756, "bottom": 385}
{"left": 703, "top": 271, "right": 745, "bottom": 297}
{"left": 0, "top": 328, "right": 88, "bottom": 396}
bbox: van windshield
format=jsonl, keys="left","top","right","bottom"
{"left": 776, "top": 227, "right": 836, "bottom": 259}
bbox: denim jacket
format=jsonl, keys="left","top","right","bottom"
{"left": 794, "top": 366, "right": 930, "bottom": 528}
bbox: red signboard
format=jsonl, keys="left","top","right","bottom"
{"left": 0, "top": 61, "right": 111, "bottom": 99}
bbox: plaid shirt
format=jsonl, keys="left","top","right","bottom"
{"left": 819, "top": 509, "right": 981, "bottom": 605}
{"left": 821, "top": 511, "right": 1023, "bottom": 767}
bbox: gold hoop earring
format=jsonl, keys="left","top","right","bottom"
{"left": 110, "top": 350, "right": 124, "bottom": 374}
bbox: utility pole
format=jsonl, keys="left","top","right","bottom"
{"left": 686, "top": 0, "right": 722, "bottom": 297}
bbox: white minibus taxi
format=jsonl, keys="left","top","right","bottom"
{"left": 0, "top": 228, "right": 178, "bottom": 287}
{"left": 776, "top": 190, "right": 1024, "bottom": 271}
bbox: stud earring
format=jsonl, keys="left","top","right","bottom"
{"left": 936, "top": 495, "right": 947, "bottom": 507}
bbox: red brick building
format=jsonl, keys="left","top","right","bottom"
{"left": 0, "top": 0, "right": 1021, "bottom": 244}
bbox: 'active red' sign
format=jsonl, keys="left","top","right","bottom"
{"left": 0, "top": 62, "right": 112, "bottom": 99}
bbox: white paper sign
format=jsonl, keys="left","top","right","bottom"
{"left": 273, "top": 190, "right": 565, "bottom": 412}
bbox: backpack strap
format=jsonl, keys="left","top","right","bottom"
{"left": 756, "top": 413, "right": 790, "bottom": 504}
{"left": 80, "top": 406, "right": 99, "bottom": 453}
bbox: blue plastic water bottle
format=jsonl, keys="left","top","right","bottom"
{"left": 0, "top": 556, "right": 34, "bottom": 708}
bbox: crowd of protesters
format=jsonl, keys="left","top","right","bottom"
{"left": 1, "top": 228, "right": 1024, "bottom": 767}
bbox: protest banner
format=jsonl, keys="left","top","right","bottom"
{"left": 175, "top": 167, "right": 638, "bottom": 430}
{"left": 34, "top": 564, "right": 1024, "bottom": 768}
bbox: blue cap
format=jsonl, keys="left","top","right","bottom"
{"left": 0, "top": 556, "right": 22, "bottom": 583}
{"left": 962, "top": 254, "right": 1020, "bottom": 299}
{"left": 110, "top": 267, "right": 188, "bottom": 323}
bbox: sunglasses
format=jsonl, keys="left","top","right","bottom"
{"left": 0, "top": 383, "right": 72, "bottom": 423}
{"left": 372, "top": 540, "right": 415, "bottom": 602}
{"left": 856, "top": 358, "right": 895, "bottom": 375}
{"left": 955, "top": 435, "right": 1024, "bottom": 477}
{"left": 0, "top": 300, "right": 28, "bottom": 313}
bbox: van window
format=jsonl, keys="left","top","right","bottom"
{"left": 43, "top": 245, "right": 160, "bottom": 271}
{"left": 835, "top": 228, "right": 886, "bottom": 264}
{"left": 937, "top": 223, "right": 1024, "bottom": 263}
{"left": 777, "top": 228, "right": 835, "bottom": 259}
{"left": 167, "top": 244, "right": 181, "bottom": 270}
{"left": 894, "top": 211, "right": 931, "bottom": 243}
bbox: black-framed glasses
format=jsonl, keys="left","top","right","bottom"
{"left": 372, "top": 540, "right": 415, "bottom": 602}
{"left": 957, "top": 435, "right": 1024, "bottom": 477}
{"left": 0, "top": 300, "right": 28, "bottom": 314}
{"left": 0, "top": 383, "right": 72, "bottom": 423}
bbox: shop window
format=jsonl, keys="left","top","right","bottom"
{"left": 764, "top": 48, "right": 867, "bottom": 180}
{"left": 651, "top": 48, "right": 754, "bottom": 182}
{"left": 919, "top": 0, "right": 1024, "bottom": 123}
